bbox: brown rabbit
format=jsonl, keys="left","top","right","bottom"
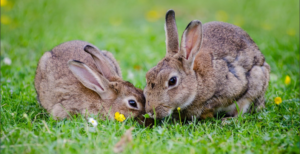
{"left": 35, "top": 40, "right": 147, "bottom": 122}
{"left": 144, "top": 10, "right": 270, "bottom": 120}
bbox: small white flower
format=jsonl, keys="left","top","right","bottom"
{"left": 23, "top": 113, "right": 28, "bottom": 118}
{"left": 88, "top": 118, "right": 98, "bottom": 127}
{"left": 4, "top": 57, "right": 11, "bottom": 65}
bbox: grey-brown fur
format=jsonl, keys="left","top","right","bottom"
{"left": 144, "top": 10, "right": 270, "bottom": 119}
{"left": 35, "top": 40, "right": 146, "bottom": 121}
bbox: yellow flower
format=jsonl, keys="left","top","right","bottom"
{"left": 286, "top": 29, "right": 296, "bottom": 36}
{"left": 262, "top": 23, "right": 272, "bottom": 31}
{"left": 119, "top": 114, "right": 125, "bottom": 121}
{"left": 1, "top": 15, "right": 11, "bottom": 25}
{"left": 215, "top": 10, "right": 228, "bottom": 22}
{"left": 115, "top": 112, "right": 126, "bottom": 122}
{"left": 145, "top": 10, "right": 161, "bottom": 22}
{"left": 284, "top": 75, "right": 291, "bottom": 85}
{"left": 1, "top": 0, "right": 7, "bottom": 7}
{"left": 177, "top": 107, "right": 181, "bottom": 111}
{"left": 274, "top": 97, "right": 282, "bottom": 105}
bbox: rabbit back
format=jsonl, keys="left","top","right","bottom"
{"left": 35, "top": 41, "right": 112, "bottom": 119}
{"left": 194, "top": 22, "right": 270, "bottom": 116}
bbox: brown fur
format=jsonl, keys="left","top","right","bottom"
{"left": 35, "top": 40, "right": 147, "bottom": 122}
{"left": 144, "top": 10, "right": 270, "bottom": 120}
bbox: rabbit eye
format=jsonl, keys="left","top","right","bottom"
{"left": 168, "top": 77, "right": 177, "bottom": 86}
{"left": 128, "top": 100, "right": 137, "bottom": 108}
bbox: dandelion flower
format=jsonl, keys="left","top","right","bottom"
{"left": 115, "top": 112, "right": 126, "bottom": 122}
{"left": 146, "top": 10, "right": 161, "bottom": 22}
{"left": 286, "top": 29, "right": 296, "bottom": 36}
{"left": 274, "top": 97, "right": 282, "bottom": 105}
{"left": 4, "top": 57, "right": 11, "bottom": 65}
{"left": 177, "top": 107, "right": 182, "bottom": 125}
{"left": 119, "top": 114, "right": 125, "bottom": 121}
{"left": 88, "top": 118, "right": 98, "bottom": 127}
{"left": 262, "top": 23, "right": 272, "bottom": 31}
{"left": 1, "top": 0, "right": 7, "bottom": 7}
{"left": 216, "top": 10, "right": 228, "bottom": 22}
{"left": 284, "top": 75, "right": 291, "bottom": 85}
{"left": 115, "top": 112, "right": 120, "bottom": 118}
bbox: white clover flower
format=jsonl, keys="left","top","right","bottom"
{"left": 4, "top": 57, "right": 11, "bottom": 65}
{"left": 23, "top": 113, "right": 28, "bottom": 118}
{"left": 88, "top": 118, "right": 98, "bottom": 127}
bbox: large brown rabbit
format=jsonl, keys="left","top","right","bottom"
{"left": 35, "top": 40, "right": 147, "bottom": 122}
{"left": 144, "top": 10, "right": 270, "bottom": 120}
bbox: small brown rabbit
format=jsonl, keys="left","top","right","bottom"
{"left": 35, "top": 40, "right": 147, "bottom": 122}
{"left": 144, "top": 10, "right": 270, "bottom": 120}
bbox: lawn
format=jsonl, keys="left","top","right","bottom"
{"left": 1, "top": 0, "right": 299, "bottom": 153}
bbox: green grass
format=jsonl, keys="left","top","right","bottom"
{"left": 1, "top": 0, "right": 299, "bottom": 153}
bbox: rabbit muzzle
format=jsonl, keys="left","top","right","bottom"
{"left": 146, "top": 105, "right": 173, "bottom": 119}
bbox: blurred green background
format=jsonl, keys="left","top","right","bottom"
{"left": 1, "top": 0, "right": 299, "bottom": 87}
{"left": 1, "top": 0, "right": 299, "bottom": 153}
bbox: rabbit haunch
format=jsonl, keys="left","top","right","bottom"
{"left": 144, "top": 10, "right": 270, "bottom": 119}
{"left": 34, "top": 40, "right": 146, "bottom": 120}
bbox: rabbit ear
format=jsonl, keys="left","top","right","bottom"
{"left": 165, "top": 9, "right": 179, "bottom": 57}
{"left": 179, "top": 20, "right": 203, "bottom": 67}
{"left": 68, "top": 60, "right": 110, "bottom": 95}
{"left": 84, "top": 45, "right": 119, "bottom": 81}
